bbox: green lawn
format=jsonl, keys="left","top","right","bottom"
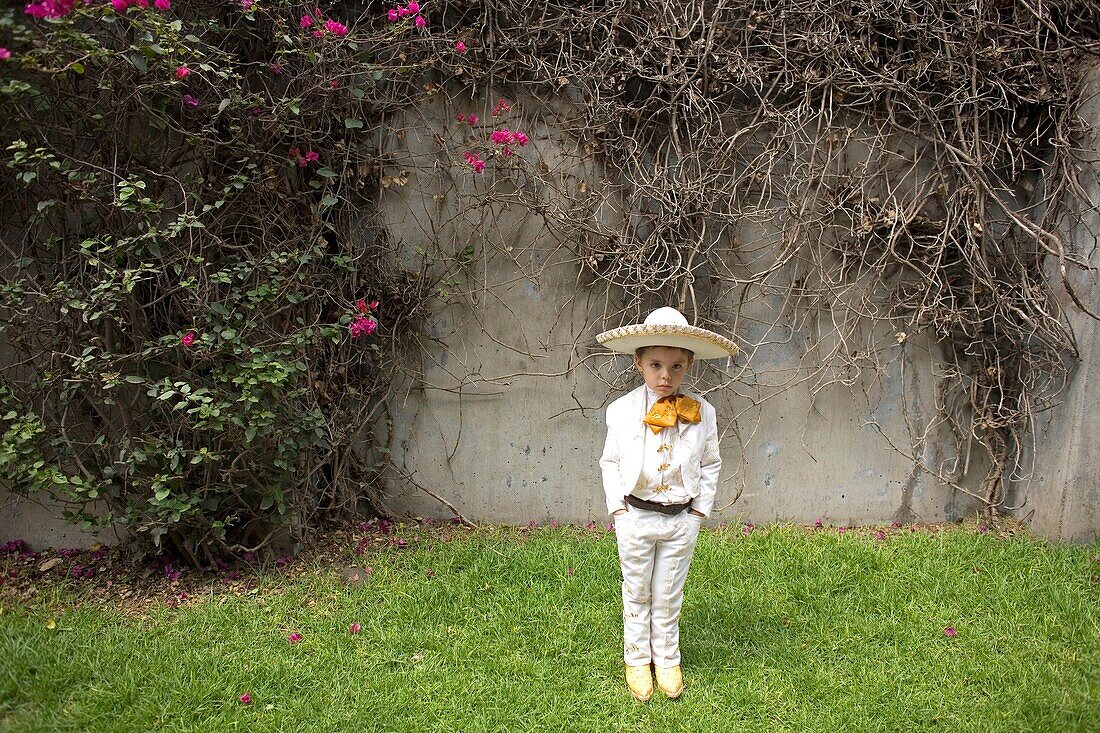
{"left": 1, "top": 524, "right": 1097, "bottom": 732}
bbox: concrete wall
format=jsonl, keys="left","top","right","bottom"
{"left": 1017, "top": 60, "right": 1100, "bottom": 543}
{"left": 0, "top": 490, "right": 118, "bottom": 549}
{"left": 381, "top": 252, "right": 988, "bottom": 527}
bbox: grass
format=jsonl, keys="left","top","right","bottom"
{"left": 1, "top": 524, "right": 1097, "bottom": 732}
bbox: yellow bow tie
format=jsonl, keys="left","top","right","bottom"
{"left": 643, "top": 395, "right": 702, "bottom": 434}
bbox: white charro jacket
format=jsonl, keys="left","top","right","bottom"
{"left": 599, "top": 384, "right": 721, "bottom": 517}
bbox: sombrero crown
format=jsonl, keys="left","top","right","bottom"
{"left": 597, "top": 307, "right": 739, "bottom": 361}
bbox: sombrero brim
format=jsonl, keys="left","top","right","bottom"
{"left": 597, "top": 323, "right": 739, "bottom": 360}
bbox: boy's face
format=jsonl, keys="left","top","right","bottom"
{"left": 633, "top": 346, "right": 693, "bottom": 398}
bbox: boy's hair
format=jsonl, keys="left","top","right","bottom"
{"left": 634, "top": 345, "right": 695, "bottom": 360}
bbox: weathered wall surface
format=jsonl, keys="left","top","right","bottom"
{"left": 376, "top": 95, "right": 989, "bottom": 527}
{"left": 1017, "top": 60, "right": 1100, "bottom": 543}
{"left": 0, "top": 491, "right": 118, "bottom": 549}
{"left": 382, "top": 252, "right": 987, "bottom": 527}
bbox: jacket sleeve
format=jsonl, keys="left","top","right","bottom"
{"left": 691, "top": 402, "right": 721, "bottom": 516}
{"left": 598, "top": 404, "right": 626, "bottom": 516}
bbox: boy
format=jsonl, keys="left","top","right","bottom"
{"left": 597, "top": 307, "right": 739, "bottom": 701}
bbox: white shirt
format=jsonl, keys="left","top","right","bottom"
{"left": 632, "top": 388, "right": 692, "bottom": 504}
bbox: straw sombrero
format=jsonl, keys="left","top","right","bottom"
{"left": 597, "top": 307, "right": 739, "bottom": 361}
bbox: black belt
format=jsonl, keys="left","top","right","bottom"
{"left": 624, "top": 494, "right": 693, "bottom": 515}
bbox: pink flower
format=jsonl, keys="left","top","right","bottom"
{"left": 874, "top": 530, "right": 886, "bottom": 541}
{"left": 24, "top": 0, "right": 74, "bottom": 18}
{"left": 0, "top": 49, "right": 10, "bottom": 61}
{"left": 300, "top": 14, "right": 313, "bottom": 28}
{"left": 454, "top": 40, "right": 467, "bottom": 53}
{"left": 349, "top": 623, "right": 362, "bottom": 634}
{"left": 890, "top": 520, "right": 902, "bottom": 528}
{"left": 467, "top": 114, "right": 478, "bottom": 125}
{"left": 349, "top": 315, "right": 378, "bottom": 338}
{"left": 414, "top": 14, "right": 425, "bottom": 28}
{"left": 154, "top": 0, "right": 169, "bottom": 9}
{"left": 181, "top": 331, "right": 196, "bottom": 347}
{"left": 944, "top": 626, "right": 958, "bottom": 637}
{"left": 814, "top": 518, "right": 823, "bottom": 528}
{"left": 288, "top": 146, "right": 301, "bottom": 158}
{"left": 356, "top": 298, "right": 368, "bottom": 314}
{"left": 239, "top": 693, "right": 252, "bottom": 705}
{"left": 387, "top": 8, "right": 398, "bottom": 21}
{"left": 368, "top": 299, "right": 379, "bottom": 310}
{"left": 240, "top": 0, "right": 253, "bottom": 8}
{"left": 407, "top": 1, "right": 419, "bottom": 12}
{"left": 329, "top": 79, "right": 339, "bottom": 88}
{"left": 456, "top": 114, "right": 466, "bottom": 123}
{"left": 182, "top": 94, "right": 199, "bottom": 108}
{"left": 111, "top": 0, "right": 127, "bottom": 10}
{"left": 397, "top": 6, "right": 410, "bottom": 17}
{"left": 175, "top": 65, "right": 190, "bottom": 79}
{"left": 304, "top": 150, "right": 319, "bottom": 163}
{"left": 514, "top": 131, "right": 528, "bottom": 146}
{"left": 325, "top": 19, "right": 349, "bottom": 36}
{"left": 742, "top": 522, "right": 754, "bottom": 536}
{"left": 463, "top": 150, "right": 486, "bottom": 174}
{"left": 268, "top": 63, "right": 284, "bottom": 75}
{"left": 288, "top": 632, "right": 303, "bottom": 644}
{"left": 492, "top": 98, "right": 511, "bottom": 116}
{"left": 312, "top": 29, "right": 324, "bottom": 38}
{"left": 297, "top": 158, "right": 309, "bottom": 168}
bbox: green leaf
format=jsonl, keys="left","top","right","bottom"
{"left": 320, "top": 194, "right": 339, "bottom": 207}
{"left": 128, "top": 55, "right": 148, "bottom": 72}
{"left": 344, "top": 118, "right": 364, "bottom": 129}
{"left": 70, "top": 63, "right": 85, "bottom": 75}
{"left": 218, "top": 98, "right": 231, "bottom": 113}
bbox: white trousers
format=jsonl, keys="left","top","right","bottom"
{"left": 614, "top": 508, "right": 702, "bottom": 667}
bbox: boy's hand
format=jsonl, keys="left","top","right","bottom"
{"left": 612, "top": 509, "right": 628, "bottom": 516}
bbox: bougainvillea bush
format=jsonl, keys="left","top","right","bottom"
{"left": 0, "top": 0, "right": 475, "bottom": 563}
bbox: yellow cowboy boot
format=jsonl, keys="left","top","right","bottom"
{"left": 654, "top": 665, "right": 684, "bottom": 699}
{"left": 625, "top": 664, "right": 653, "bottom": 702}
